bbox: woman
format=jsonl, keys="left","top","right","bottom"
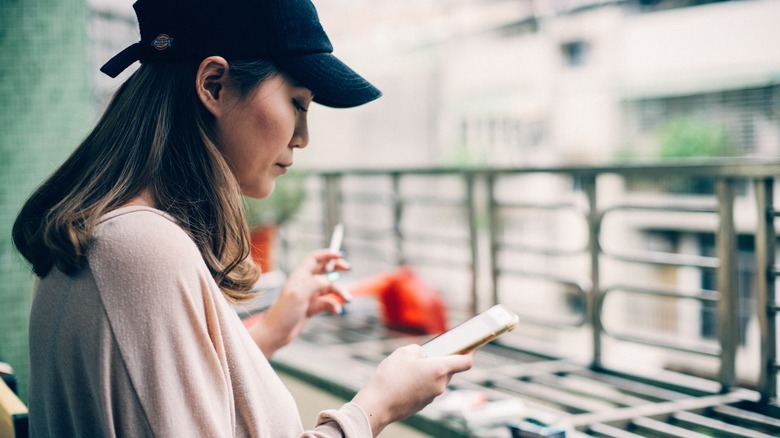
{"left": 13, "top": 0, "right": 473, "bottom": 436}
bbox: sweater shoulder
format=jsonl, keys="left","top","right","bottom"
{"left": 91, "top": 206, "right": 203, "bottom": 274}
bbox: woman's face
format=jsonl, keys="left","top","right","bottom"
{"left": 214, "top": 74, "right": 313, "bottom": 199}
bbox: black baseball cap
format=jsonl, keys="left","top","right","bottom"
{"left": 100, "top": 0, "right": 381, "bottom": 108}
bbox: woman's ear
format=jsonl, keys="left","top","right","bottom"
{"left": 196, "top": 56, "right": 231, "bottom": 117}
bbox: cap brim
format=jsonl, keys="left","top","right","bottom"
{"left": 277, "top": 53, "right": 381, "bottom": 108}
{"left": 100, "top": 43, "right": 143, "bottom": 78}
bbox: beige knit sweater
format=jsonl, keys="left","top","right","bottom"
{"left": 28, "top": 206, "right": 371, "bottom": 437}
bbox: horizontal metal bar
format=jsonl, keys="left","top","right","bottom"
{"left": 602, "top": 284, "right": 719, "bottom": 304}
{"left": 603, "top": 331, "right": 721, "bottom": 358}
{"left": 671, "top": 410, "right": 775, "bottom": 438}
{"left": 489, "top": 378, "right": 613, "bottom": 414}
{"left": 402, "top": 196, "right": 466, "bottom": 206}
{"left": 586, "top": 422, "right": 645, "bottom": 438}
{"left": 574, "top": 369, "right": 693, "bottom": 403}
{"left": 601, "top": 249, "right": 720, "bottom": 269}
{"left": 601, "top": 203, "right": 718, "bottom": 216}
{"left": 631, "top": 416, "right": 710, "bottom": 437}
{"left": 530, "top": 374, "right": 652, "bottom": 408}
{"left": 710, "top": 405, "right": 780, "bottom": 432}
{"left": 499, "top": 241, "right": 586, "bottom": 257}
{"left": 497, "top": 201, "right": 586, "bottom": 212}
{"left": 311, "top": 160, "right": 780, "bottom": 179}
{"left": 567, "top": 392, "right": 747, "bottom": 428}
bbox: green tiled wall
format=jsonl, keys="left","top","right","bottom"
{"left": 0, "top": 0, "right": 93, "bottom": 402}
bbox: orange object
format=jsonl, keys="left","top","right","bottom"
{"left": 349, "top": 266, "right": 448, "bottom": 335}
{"left": 250, "top": 225, "right": 277, "bottom": 272}
{"left": 349, "top": 270, "right": 397, "bottom": 299}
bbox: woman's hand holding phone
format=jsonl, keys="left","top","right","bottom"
{"left": 351, "top": 344, "right": 474, "bottom": 436}
{"left": 350, "top": 306, "right": 518, "bottom": 434}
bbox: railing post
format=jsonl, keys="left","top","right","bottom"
{"left": 583, "top": 174, "right": 602, "bottom": 369}
{"left": 755, "top": 178, "right": 777, "bottom": 403}
{"left": 486, "top": 173, "right": 499, "bottom": 312}
{"left": 465, "top": 172, "right": 480, "bottom": 315}
{"left": 716, "top": 179, "right": 738, "bottom": 392}
{"left": 323, "top": 174, "right": 342, "bottom": 247}
{"left": 391, "top": 173, "right": 404, "bottom": 266}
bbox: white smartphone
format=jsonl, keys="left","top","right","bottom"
{"left": 421, "top": 304, "right": 519, "bottom": 357}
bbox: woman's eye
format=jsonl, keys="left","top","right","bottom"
{"left": 292, "top": 99, "right": 308, "bottom": 112}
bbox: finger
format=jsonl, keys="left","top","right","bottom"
{"left": 439, "top": 352, "right": 474, "bottom": 373}
{"left": 332, "top": 258, "right": 352, "bottom": 272}
{"left": 325, "top": 284, "right": 352, "bottom": 303}
{"left": 311, "top": 249, "right": 342, "bottom": 265}
{"left": 320, "top": 291, "right": 350, "bottom": 306}
{"left": 311, "top": 294, "right": 344, "bottom": 316}
{"left": 312, "top": 275, "right": 352, "bottom": 300}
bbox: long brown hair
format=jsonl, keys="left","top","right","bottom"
{"left": 13, "top": 60, "right": 279, "bottom": 303}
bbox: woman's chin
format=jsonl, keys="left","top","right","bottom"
{"left": 242, "top": 182, "right": 275, "bottom": 199}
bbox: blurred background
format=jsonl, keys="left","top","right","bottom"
{"left": 1, "top": 0, "right": 779, "bottom": 423}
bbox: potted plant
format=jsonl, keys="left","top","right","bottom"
{"left": 243, "top": 171, "right": 306, "bottom": 272}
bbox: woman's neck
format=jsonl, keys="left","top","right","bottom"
{"left": 123, "top": 189, "right": 156, "bottom": 208}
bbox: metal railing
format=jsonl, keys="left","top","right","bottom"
{"left": 279, "top": 160, "right": 780, "bottom": 404}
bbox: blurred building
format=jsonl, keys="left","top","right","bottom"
{"left": 301, "top": 0, "right": 780, "bottom": 168}
{"left": 86, "top": 1, "right": 780, "bottom": 168}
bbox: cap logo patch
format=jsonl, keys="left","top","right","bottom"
{"left": 151, "top": 34, "right": 173, "bottom": 50}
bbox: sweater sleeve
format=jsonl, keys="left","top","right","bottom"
{"left": 89, "top": 210, "right": 236, "bottom": 437}
{"left": 308, "top": 402, "right": 373, "bottom": 437}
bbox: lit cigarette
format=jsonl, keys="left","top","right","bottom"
{"left": 325, "top": 223, "right": 344, "bottom": 278}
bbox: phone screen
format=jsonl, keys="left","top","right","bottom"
{"left": 422, "top": 305, "right": 519, "bottom": 357}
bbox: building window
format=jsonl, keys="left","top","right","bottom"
{"left": 561, "top": 39, "right": 589, "bottom": 67}
{"left": 623, "top": 85, "right": 780, "bottom": 159}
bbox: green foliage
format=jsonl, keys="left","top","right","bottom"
{"left": 657, "top": 116, "right": 731, "bottom": 159}
{"left": 243, "top": 170, "right": 306, "bottom": 228}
